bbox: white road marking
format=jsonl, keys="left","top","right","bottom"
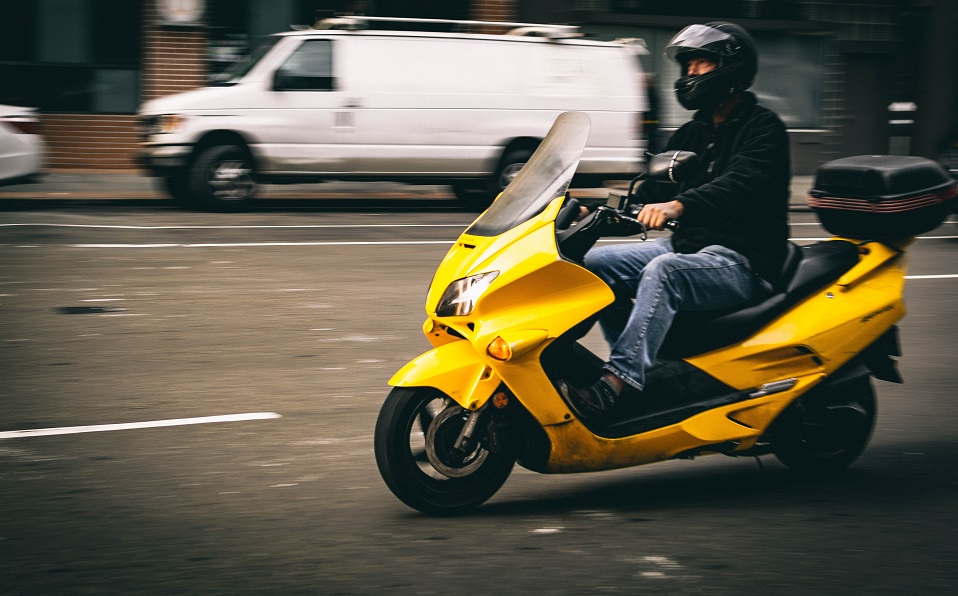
{"left": 0, "top": 223, "right": 466, "bottom": 230}
{"left": 53, "top": 234, "right": 958, "bottom": 248}
{"left": 601, "top": 235, "right": 958, "bottom": 243}
{"left": 1, "top": 218, "right": 955, "bottom": 231}
{"left": 69, "top": 241, "right": 456, "bottom": 248}
{"left": 0, "top": 412, "right": 282, "bottom": 440}
{"left": 6, "top": 221, "right": 958, "bottom": 276}
{"left": 905, "top": 274, "right": 958, "bottom": 279}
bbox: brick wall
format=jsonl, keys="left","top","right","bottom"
{"left": 471, "top": 0, "right": 518, "bottom": 23}
{"left": 41, "top": 115, "right": 141, "bottom": 171}
{"left": 142, "top": 0, "right": 208, "bottom": 102}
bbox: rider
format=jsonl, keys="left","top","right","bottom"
{"left": 561, "top": 22, "right": 791, "bottom": 419}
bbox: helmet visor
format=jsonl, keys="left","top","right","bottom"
{"left": 664, "top": 24, "right": 734, "bottom": 62}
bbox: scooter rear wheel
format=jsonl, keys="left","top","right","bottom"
{"left": 374, "top": 387, "right": 515, "bottom": 516}
{"left": 772, "top": 375, "right": 877, "bottom": 474}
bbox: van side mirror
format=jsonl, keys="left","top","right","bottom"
{"left": 646, "top": 150, "right": 700, "bottom": 183}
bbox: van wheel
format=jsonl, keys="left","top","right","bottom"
{"left": 158, "top": 170, "right": 194, "bottom": 207}
{"left": 492, "top": 149, "right": 533, "bottom": 196}
{"left": 451, "top": 182, "right": 491, "bottom": 211}
{"left": 189, "top": 144, "right": 257, "bottom": 212}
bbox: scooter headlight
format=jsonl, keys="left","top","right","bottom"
{"left": 436, "top": 271, "right": 499, "bottom": 317}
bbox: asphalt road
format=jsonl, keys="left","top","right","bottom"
{"left": 2, "top": 202, "right": 957, "bottom": 594}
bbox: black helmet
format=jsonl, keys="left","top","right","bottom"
{"left": 665, "top": 22, "right": 758, "bottom": 111}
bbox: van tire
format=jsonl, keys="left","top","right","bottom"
{"left": 158, "top": 170, "right": 194, "bottom": 207}
{"left": 451, "top": 182, "right": 491, "bottom": 211}
{"left": 189, "top": 144, "right": 257, "bottom": 212}
{"left": 454, "top": 148, "right": 535, "bottom": 212}
{"left": 491, "top": 148, "right": 533, "bottom": 196}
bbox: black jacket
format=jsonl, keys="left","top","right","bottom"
{"left": 637, "top": 91, "right": 791, "bottom": 284}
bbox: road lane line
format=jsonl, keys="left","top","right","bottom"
{"left": 905, "top": 274, "right": 958, "bottom": 279}
{"left": 0, "top": 412, "right": 282, "bottom": 440}
{"left": 69, "top": 241, "right": 458, "bottom": 248}
{"left": 0, "top": 223, "right": 468, "bottom": 230}
{"left": 58, "top": 235, "right": 958, "bottom": 249}
{"left": 2, "top": 219, "right": 956, "bottom": 232}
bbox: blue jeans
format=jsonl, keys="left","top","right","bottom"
{"left": 584, "top": 238, "right": 772, "bottom": 391}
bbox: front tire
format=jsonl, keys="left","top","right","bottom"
{"left": 772, "top": 374, "right": 877, "bottom": 474}
{"left": 491, "top": 148, "right": 533, "bottom": 196}
{"left": 452, "top": 148, "right": 535, "bottom": 212}
{"left": 374, "top": 387, "right": 515, "bottom": 516}
{"left": 451, "top": 181, "right": 490, "bottom": 211}
{"left": 157, "top": 170, "right": 194, "bottom": 207}
{"left": 189, "top": 144, "right": 257, "bottom": 212}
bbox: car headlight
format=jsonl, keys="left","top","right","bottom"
{"left": 143, "top": 114, "right": 185, "bottom": 135}
{"left": 436, "top": 271, "right": 499, "bottom": 317}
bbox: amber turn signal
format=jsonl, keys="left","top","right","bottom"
{"left": 487, "top": 336, "right": 512, "bottom": 361}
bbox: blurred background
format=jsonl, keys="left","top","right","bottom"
{"left": 1, "top": 0, "right": 955, "bottom": 176}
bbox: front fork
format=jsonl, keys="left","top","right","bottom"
{"left": 453, "top": 402, "right": 488, "bottom": 453}
{"left": 445, "top": 385, "right": 551, "bottom": 472}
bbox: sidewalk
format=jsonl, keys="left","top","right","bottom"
{"left": 0, "top": 171, "right": 815, "bottom": 211}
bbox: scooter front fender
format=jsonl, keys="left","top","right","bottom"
{"left": 388, "top": 340, "right": 501, "bottom": 410}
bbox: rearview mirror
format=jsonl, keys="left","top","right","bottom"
{"left": 646, "top": 150, "right": 700, "bottom": 183}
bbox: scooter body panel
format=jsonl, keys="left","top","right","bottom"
{"left": 532, "top": 372, "right": 825, "bottom": 473}
{"left": 688, "top": 241, "right": 907, "bottom": 391}
{"left": 388, "top": 340, "right": 502, "bottom": 411}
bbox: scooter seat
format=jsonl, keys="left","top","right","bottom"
{"left": 659, "top": 240, "right": 861, "bottom": 358}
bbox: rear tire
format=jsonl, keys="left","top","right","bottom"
{"left": 189, "top": 144, "right": 257, "bottom": 212}
{"left": 374, "top": 387, "right": 515, "bottom": 516}
{"left": 772, "top": 375, "right": 876, "bottom": 474}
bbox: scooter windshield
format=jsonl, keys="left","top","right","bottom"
{"left": 465, "top": 112, "right": 591, "bottom": 237}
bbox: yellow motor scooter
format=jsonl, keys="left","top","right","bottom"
{"left": 374, "top": 112, "right": 957, "bottom": 516}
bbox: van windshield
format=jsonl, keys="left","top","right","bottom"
{"left": 465, "top": 112, "right": 591, "bottom": 237}
{"left": 210, "top": 36, "right": 281, "bottom": 86}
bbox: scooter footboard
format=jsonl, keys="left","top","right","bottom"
{"left": 388, "top": 340, "right": 501, "bottom": 410}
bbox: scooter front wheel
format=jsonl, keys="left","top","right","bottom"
{"left": 374, "top": 387, "right": 515, "bottom": 516}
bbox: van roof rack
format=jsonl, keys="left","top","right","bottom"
{"left": 313, "top": 16, "right": 581, "bottom": 40}
{"left": 612, "top": 37, "right": 650, "bottom": 55}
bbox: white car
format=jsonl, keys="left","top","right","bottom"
{"left": 0, "top": 104, "right": 44, "bottom": 184}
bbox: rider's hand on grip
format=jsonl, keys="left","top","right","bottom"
{"left": 636, "top": 200, "right": 684, "bottom": 231}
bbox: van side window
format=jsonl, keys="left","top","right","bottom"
{"left": 273, "top": 40, "right": 335, "bottom": 91}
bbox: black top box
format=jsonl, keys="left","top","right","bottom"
{"left": 809, "top": 155, "right": 957, "bottom": 239}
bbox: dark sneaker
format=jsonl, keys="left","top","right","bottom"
{"left": 559, "top": 377, "right": 619, "bottom": 420}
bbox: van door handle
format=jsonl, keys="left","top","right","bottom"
{"left": 343, "top": 98, "right": 362, "bottom": 109}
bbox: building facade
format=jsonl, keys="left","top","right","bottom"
{"left": 1, "top": 0, "right": 955, "bottom": 174}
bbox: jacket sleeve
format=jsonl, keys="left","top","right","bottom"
{"left": 675, "top": 111, "right": 789, "bottom": 222}
{"left": 633, "top": 123, "right": 693, "bottom": 205}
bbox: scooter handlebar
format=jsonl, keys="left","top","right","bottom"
{"left": 626, "top": 201, "right": 680, "bottom": 232}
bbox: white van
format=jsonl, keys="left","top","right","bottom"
{"left": 138, "top": 17, "right": 647, "bottom": 211}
